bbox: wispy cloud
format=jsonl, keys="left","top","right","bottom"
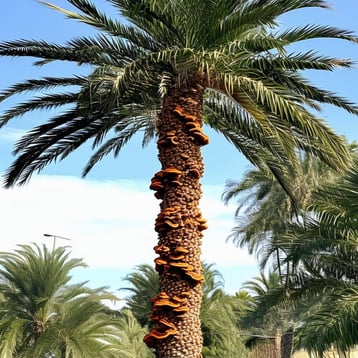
{"left": 0, "top": 127, "right": 26, "bottom": 142}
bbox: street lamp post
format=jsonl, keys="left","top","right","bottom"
{"left": 43, "top": 233, "right": 71, "bottom": 250}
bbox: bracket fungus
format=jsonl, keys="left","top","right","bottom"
{"left": 154, "top": 245, "right": 170, "bottom": 254}
{"left": 185, "top": 271, "right": 205, "bottom": 282}
{"left": 174, "top": 246, "right": 190, "bottom": 254}
{"left": 169, "top": 261, "right": 191, "bottom": 270}
{"left": 143, "top": 327, "right": 178, "bottom": 348}
{"left": 153, "top": 298, "right": 181, "bottom": 309}
{"left": 151, "top": 292, "right": 170, "bottom": 304}
{"left": 158, "top": 318, "right": 177, "bottom": 330}
{"left": 157, "top": 130, "right": 179, "bottom": 147}
{"left": 168, "top": 254, "right": 185, "bottom": 261}
{"left": 173, "top": 106, "right": 198, "bottom": 122}
{"left": 173, "top": 305, "right": 189, "bottom": 314}
{"left": 154, "top": 256, "right": 168, "bottom": 266}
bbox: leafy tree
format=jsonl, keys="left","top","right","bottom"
{"left": 1, "top": 0, "right": 358, "bottom": 355}
{"left": 0, "top": 244, "right": 121, "bottom": 357}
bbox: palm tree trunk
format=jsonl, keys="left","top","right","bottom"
{"left": 144, "top": 80, "right": 207, "bottom": 357}
{"left": 280, "top": 330, "right": 294, "bottom": 358}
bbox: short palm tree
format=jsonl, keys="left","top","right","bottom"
{"left": 0, "top": 244, "right": 121, "bottom": 357}
{"left": 115, "top": 309, "right": 155, "bottom": 358}
{"left": 242, "top": 271, "right": 294, "bottom": 358}
{"left": 1, "top": 1, "right": 357, "bottom": 356}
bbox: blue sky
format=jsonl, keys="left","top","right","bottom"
{"left": 0, "top": 0, "right": 358, "bottom": 298}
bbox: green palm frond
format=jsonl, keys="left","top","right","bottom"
{"left": 0, "top": 244, "right": 123, "bottom": 357}
{"left": 0, "top": 0, "right": 356, "bottom": 196}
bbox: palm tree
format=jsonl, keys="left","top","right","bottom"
{"left": 242, "top": 271, "right": 294, "bottom": 358}
{"left": 1, "top": 1, "right": 357, "bottom": 355}
{"left": 0, "top": 243, "right": 121, "bottom": 357}
{"left": 121, "top": 264, "right": 160, "bottom": 328}
{"left": 222, "top": 152, "right": 340, "bottom": 274}
{"left": 199, "top": 265, "right": 249, "bottom": 357}
{"left": 239, "top": 155, "right": 358, "bottom": 356}
{"left": 115, "top": 309, "right": 155, "bottom": 358}
{"left": 278, "top": 157, "right": 358, "bottom": 356}
{"left": 222, "top": 151, "right": 357, "bottom": 357}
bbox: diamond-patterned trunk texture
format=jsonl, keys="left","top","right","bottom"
{"left": 145, "top": 81, "right": 207, "bottom": 358}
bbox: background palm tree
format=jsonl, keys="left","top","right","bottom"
{"left": 279, "top": 157, "right": 358, "bottom": 356}
{"left": 222, "top": 152, "right": 339, "bottom": 274}
{"left": 115, "top": 309, "right": 155, "bottom": 358}
{"left": 241, "top": 271, "right": 295, "bottom": 358}
{"left": 229, "top": 154, "right": 358, "bottom": 357}
{"left": 1, "top": 0, "right": 357, "bottom": 355}
{"left": 0, "top": 244, "right": 121, "bottom": 357}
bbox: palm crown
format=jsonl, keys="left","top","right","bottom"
{"left": 0, "top": 0, "right": 357, "bottom": 187}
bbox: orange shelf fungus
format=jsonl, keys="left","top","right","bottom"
{"left": 164, "top": 219, "right": 180, "bottom": 229}
{"left": 157, "top": 131, "right": 179, "bottom": 147}
{"left": 150, "top": 171, "right": 165, "bottom": 199}
{"left": 149, "top": 180, "right": 164, "bottom": 191}
{"left": 163, "top": 167, "right": 182, "bottom": 176}
{"left": 171, "top": 179, "right": 183, "bottom": 186}
{"left": 158, "top": 318, "right": 176, "bottom": 330}
{"left": 193, "top": 131, "right": 209, "bottom": 145}
{"left": 172, "top": 295, "right": 187, "bottom": 303}
{"left": 168, "top": 136, "right": 179, "bottom": 145}
{"left": 184, "top": 264, "right": 194, "bottom": 272}
{"left": 154, "top": 245, "right": 170, "bottom": 254}
{"left": 180, "top": 152, "right": 190, "bottom": 159}
{"left": 161, "top": 167, "right": 183, "bottom": 186}
{"left": 168, "top": 254, "right": 185, "bottom": 261}
{"left": 151, "top": 292, "right": 170, "bottom": 304}
{"left": 143, "top": 328, "right": 178, "bottom": 348}
{"left": 154, "top": 257, "right": 168, "bottom": 272}
{"left": 174, "top": 246, "right": 190, "bottom": 254}
{"left": 169, "top": 262, "right": 191, "bottom": 270}
{"left": 185, "top": 271, "right": 205, "bottom": 282}
{"left": 185, "top": 121, "right": 199, "bottom": 130}
{"left": 157, "top": 138, "right": 168, "bottom": 147}
{"left": 188, "top": 168, "right": 201, "bottom": 179}
{"left": 148, "top": 313, "right": 160, "bottom": 322}
{"left": 153, "top": 298, "right": 181, "bottom": 309}
{"left": 196, "top": 216, "right": 208, "bottom": 231}
{"left": 180, "top": 291, "right": 191, "bottom": 298}
{"left": 173, "top": 106, "right": 198, "bottom": 121}
{"left": 173, "top": 305, "right": 189, "bottom": 314}
{"left": 154, "top": 257, "right": 168, "bottom": 266}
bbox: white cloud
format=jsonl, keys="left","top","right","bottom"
{"left": 0, "top": 175, "right": 257, "bottom": 290}
{"left": 0, "top": 127, "right": 26, "bottom": 142}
